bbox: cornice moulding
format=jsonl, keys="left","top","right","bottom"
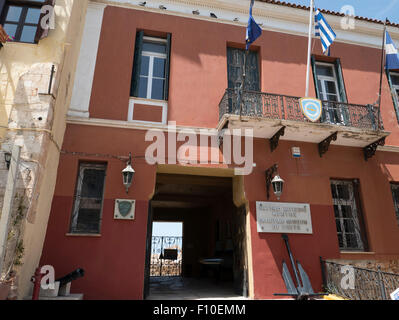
{"left": 91, "top": 0, "right": 399, "bottom": 49}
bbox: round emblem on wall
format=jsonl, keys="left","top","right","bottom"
{"left": 299, "top": 97, "right": 323, "bottom": 122}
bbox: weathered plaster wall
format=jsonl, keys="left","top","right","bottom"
{"left": 0, "top": 0, "right": 89, "bottom": 299}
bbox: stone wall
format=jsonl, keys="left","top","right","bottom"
{"left": 0, "top": 0, "right": 90, "bottom": 299}
{"left": 330, "top": 259, "right": 399, "bottom": 274}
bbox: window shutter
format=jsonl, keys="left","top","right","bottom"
{"left": 311, "top": 56, "right": 321, "bottom": 99}
{"left": 34, "top": 0, "right": 55, "bottom": 43}
{"left": 163, "top": 33, "right": 171, "bottom": 101}
{"left": 387, "top": 70, "right": 399, "bottom": 123}
{"left": 335, "top": 58, "right": 348, "bottom": 103}
{"left": 226, "top": 48, "right": 260, "bottom": 92}
{"left": 226, "top": 47, "right": 235, "bottom": 90}
{"left": 0, "top": 0, "right": 6, "bottom": 48}
{"left": 334, "top": 58, "right": 350, "bottom": 125}
{"left": 130, "top": 30, "right": 144, "bottom": 97}
{"left": 352, "top": 180, "right": 369, "bottom": 252}
{"left": 246, "top": 50, "right": 260, "bottom": 92}
{"left": 0, "top": 0, "right": 5, "bottom": 18}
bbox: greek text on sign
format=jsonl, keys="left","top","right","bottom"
{"left": 256, "top": 202, "right": 313, "bottom": 234}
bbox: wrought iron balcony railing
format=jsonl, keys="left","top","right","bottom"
{"left": 151, "top": 236, "right": 182, "bottom": 277}
{"left": 219, "top": 89, "right": 384, "bottom": 131}
{"left": 321, "top": 259, "right": 399, "bottom": 300}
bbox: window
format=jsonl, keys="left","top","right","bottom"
{"left": 130, "top": 32, "right": 171, "bottom": 101}
{"left": 312, "top": 58, "right": 349, "bottom": 125}
{"left": 315, "top": 62, "right": 341, "bottom": 102}
{"left": 331, "top": 179, "right": 368, "bottom": 251}
{"left": 390, "top": 183, "right": 399, "bottom": 226}
{"left": 0, "top": 0, "right": 52, "bottom": 44}
{"left": 388, "top": 72, "right": 399, "bottom": 122}
{"left": 227, "top": 47, "right": 260, "bottom": 114}
{"left": 227, "top": 47, "right": 260, "bottom": 92}
{"left": 70, "top": 163, "right": 107, "bottom": 234}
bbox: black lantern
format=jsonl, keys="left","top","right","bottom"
{"left": 122, "top": 153, "right": 135, "bottom": 194}
{"left": 271, "top": 174, "right": 284, "bottom": 200}
{"left": 4, "top": 152, "right": 11, "bottom": 170}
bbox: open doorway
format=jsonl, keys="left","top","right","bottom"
{"left": 151, "top": 222, "right": 183, "bottom": 277}
{"left": 144, "top": 173, "right": 248, "bottom": 300}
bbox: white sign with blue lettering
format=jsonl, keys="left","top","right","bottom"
{"left": 300, "top": 97, "right": 322, "bottom": 122}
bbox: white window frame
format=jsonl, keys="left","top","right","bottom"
{"left": 315, "top": 62, "right": 341, "bottom": 102}
{"left": 70, "top": 163, "right": 107, "bottom": 235}
{"left": 140, "top": 36, "right": 168, "bottom": 101}
{"left": 315, "top": 61, "right": 349, "bottom": 125}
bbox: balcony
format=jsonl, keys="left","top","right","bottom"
{"left": 218, "top": 89, "right": 389, "bottom": 157}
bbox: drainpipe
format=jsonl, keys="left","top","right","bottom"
{"left": 31, "top": 267, "right": 45, "bottom": 300}
{"left": 0, "top": 145, "right": 21, "bottom": 276}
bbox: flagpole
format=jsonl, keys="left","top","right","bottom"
{"left": 305, "top": 0, "right": 315, "bottom": 97}
{"left": 377, "top": 19, "right": 388, "bottom": 130}
{"left": 240, "top": 51, "right": 248, "bottom": 119}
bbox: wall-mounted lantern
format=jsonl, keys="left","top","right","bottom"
{"left": 271, "top": 174, "right": 284, "bottom": 200}
{"left": 4, "top": 152, "right": 11, "bottom": 170}
{"left": 122, "top": 153, "right": 135, "bottom": 194}
{"left": 265, "top": 164, "right": 285, "bottom": 200}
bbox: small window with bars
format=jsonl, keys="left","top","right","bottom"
{"left": 390, "top": 183, "right": 399, "bottom": 226}
{"left": 70, "top": 163, "right": 107, "bottom": 234}
{"left": 330, "top": 179, "right": 367, "bottom": 251}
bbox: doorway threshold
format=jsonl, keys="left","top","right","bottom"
{"left": 147, "top": 276, "right": 248, "bottom": 300}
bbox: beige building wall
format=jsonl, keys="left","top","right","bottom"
{"left": 0, "top": 0, "right": 89, "bottom": 299}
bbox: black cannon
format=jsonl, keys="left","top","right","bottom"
{"left": 56, "top": 268, "right": 85, "bottom": 287}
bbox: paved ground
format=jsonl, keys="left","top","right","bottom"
{"left": 147, "top": 276, "right": 248, "bottom": 300}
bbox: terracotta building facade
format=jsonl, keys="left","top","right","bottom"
{"left": 39, "top": 0, "right": 399, "bottom": 299}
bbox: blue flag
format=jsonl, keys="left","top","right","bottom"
{"left": 315, "top": 9, "right": 336, "bottom": 56}
{"left": 246, "top": 0, "right": 262, "bottom": 50}
{"left": 386, "top": 31, "right": 399, "bottom": 70}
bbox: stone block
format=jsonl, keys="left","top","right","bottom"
{"left": 58, "top": 282, "right": 71, "bottom": 296}
{"left": 39, "top": 281, "right": 60, "bottom": 298}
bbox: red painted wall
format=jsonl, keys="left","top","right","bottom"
{"left": 245, "top": 137, "right": 399, "bottom": 298}
{"left": 40, "top": 6, "right": 399, "bottom": 300}
{"left": 40, "top": 126, "right": 157, "bottom": 299}
{"left": 40, "top": 125, "right": 399, "bottom": 299}
{"left": 90, "top": 6, "right": 399, "bottom": 144}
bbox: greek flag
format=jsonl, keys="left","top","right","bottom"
{"left": 246, "top": 0, "right": 262, "bottom": 50}
{"left": 385, "top": 31, "right": 399, "bottom": 70}
{"left": 315, "top": 9, "right": 336, "bottom": 56}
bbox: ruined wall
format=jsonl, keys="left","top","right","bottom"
{"left": 0, "top": 0, "right": 89, "bottom": 299}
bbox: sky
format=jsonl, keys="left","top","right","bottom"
{"left": 153, "top": 222, "right": 183, "bottom": 237}
{"left": 285, "top": 0, "right": 399, "bottom": 24}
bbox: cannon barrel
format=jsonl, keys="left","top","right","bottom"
{"left": 56, "top": 268, "right": 85, "bottom": 286}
